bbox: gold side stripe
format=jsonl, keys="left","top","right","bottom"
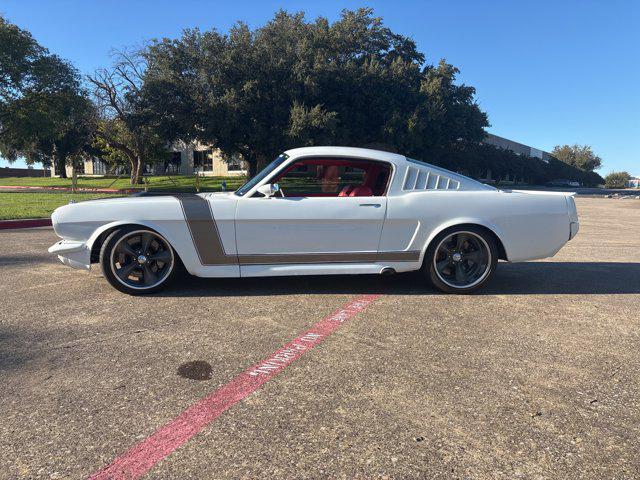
{"left": 175, "top": 194, "right": 237, "bottom": 265}
{"left": 238, "top": 251, "right": 420, "bottom": 265}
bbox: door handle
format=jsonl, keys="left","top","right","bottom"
{"left": 359, "top": 203, "right": 381, "bottom": 207}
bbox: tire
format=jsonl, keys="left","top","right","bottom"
{"left": 100, "top": 226, "right": 178, "bottom": 295}
{"left": 425, "top": 226, "right": 498, "bottom": 294}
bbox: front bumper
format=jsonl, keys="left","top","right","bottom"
{"left": 48, "top": 240, "right": 91, "bottom": 270}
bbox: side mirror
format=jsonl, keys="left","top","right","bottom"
{"left": 256, "top": 183, "right": 280, "bottom": 198}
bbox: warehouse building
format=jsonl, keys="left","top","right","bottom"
{"left": 482, "top": 133, "right": 552, "bottom": 162}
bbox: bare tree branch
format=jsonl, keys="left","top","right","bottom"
{"left": 87, "top": 69, "right": 127, "bottom": 119}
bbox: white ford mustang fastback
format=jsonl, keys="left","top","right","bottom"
{"left": 49, "top": 147, "right": 579, "bottom": 295}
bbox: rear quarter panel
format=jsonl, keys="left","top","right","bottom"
{"left": 380, "top": 190, "right": 570, "bottom": 263}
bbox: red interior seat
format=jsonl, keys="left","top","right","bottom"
{"left": 349, "top": 186, "right": 373, "bottom": 197}
{"left": 338, "top": 185, "right": 353, "bottom": 197}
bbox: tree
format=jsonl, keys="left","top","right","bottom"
{"left": 88, "top": 50, "right": 167, "bottom": 184}
{"left": 2, "top": 89, "right": 96, "bottom": 174}
{"left": 551, "top": 144, "right": 602, "bottom": 172}
{"left": 141, "top": 8, "right": 488, "bottom": 177}
{"left": 0, "top": 16, "right": 94, "bottom": 178}
{"left": 604, "top": 171, "right": 631, "bottom": 189}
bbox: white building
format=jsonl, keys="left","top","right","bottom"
{"left": 51, "top": 141, "right": 247, "bottom": 177}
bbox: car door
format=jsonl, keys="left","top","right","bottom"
{"left": 236, "top": 195, "right": 386, "bottom": 256}
{"left": 235, "top": 157, "right": 390, "bottom": 265}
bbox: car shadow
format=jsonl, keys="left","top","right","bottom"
{"left": 0, "top": 254, "right": 54, "bottom": 266}
{"left": 0, "top": 327, "right": 34, "bottom": 373}
{"left": 157, "top": 262, "right": 640, "bottom": 297}
{"left": 483, "top": 261, "right": 640, "bottom": 295}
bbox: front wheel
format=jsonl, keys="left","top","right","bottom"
{"left": 100, "top": 227, "right": 178, "bottom": 295}
{"left": 426, "top": 226, "right": 498, "bottom": 294}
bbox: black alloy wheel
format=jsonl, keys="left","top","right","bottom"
{"left": 100, "top": 227, "right": 177, "bottom": 295}
{"left": 426, "top": 226, "right": 498, "bottom": 294}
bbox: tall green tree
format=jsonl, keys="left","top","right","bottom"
{"left": 88, "top": 50, "right": 167, "bottom": 184}
{"left": 141, "top": 8, "right": 489, "bottom": 177}
{"left": 0, "top": 16, "right": 94, "bottom": 178}
{"left": 551, "top": 144, "right": 602, "bottom": 172}
{"left": 604, "top": 171, "right": 631, "bottom": 189}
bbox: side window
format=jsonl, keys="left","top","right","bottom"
{"left": 272, "top": 158, "right": 391, "bottom": 197}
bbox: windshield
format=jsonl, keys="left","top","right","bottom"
{"left": 235, "top": 153, "right": 289, "bottom": 196}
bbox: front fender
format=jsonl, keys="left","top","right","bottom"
{"left": 86, "top": 219, "right": 194, "bottom": 268}
{"left": 86, "top": 220, "right": 173, "bottom": 251}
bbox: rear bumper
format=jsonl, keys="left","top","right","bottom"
{"left": 569, "top": 221, "right": 579, "bottom": 240}
{"left": 48, "top": 240, "right": 91, "bottom": 270}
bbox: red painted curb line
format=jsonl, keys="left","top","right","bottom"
{"left": 0, "top": 185, "right": 138, "bottom": 193}
{"left": 88, "top": 294, "right": 381, "bottom": 480}
{"left": 0, "top": 218, "right": 52, "bottom": 230}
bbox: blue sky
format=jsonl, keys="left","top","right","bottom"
{"left": 1, "top": 0, "right": 638, "bottom": 174}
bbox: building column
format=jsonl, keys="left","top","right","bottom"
{"left": 180, "top": 148, "right": 194, "bottom": 175}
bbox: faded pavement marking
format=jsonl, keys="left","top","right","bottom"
{"left": 88, "top": 294, "right": 381, "bottom": 480}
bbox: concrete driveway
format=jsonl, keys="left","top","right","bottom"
{"left": 0, "top": 198, "right": 638, "bottom": 479}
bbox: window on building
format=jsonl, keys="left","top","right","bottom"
{"left": 92, "top": 158, "right": 107, "bottom": 175}
{"left": 193, "top": 150, "right": 212, "bottom": 171}
{"left": 164, "top": 152, "right": 182, "bottom": 174}
{"left": 268, "top": 158, "right": 391, "bottom": 197}
{"left": 74, "top": 161, "right": 85, "bottom": 174}
{"left": 204, "top": 151, "right": 213, "bottom": 170}
{"left": 227, "top": 154, "right": 244, "bottom": 172}
{"left": 193, "top": 150, "right": 203, "bottom": 168}
{"left": 113, "top": 165, "right": 130, "bottom": 175}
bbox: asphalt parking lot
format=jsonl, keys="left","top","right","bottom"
{"left": 0, "top": 197, "right": 638, "bottom": 479}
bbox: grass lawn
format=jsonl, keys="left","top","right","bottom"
{"left": 0, "top": 175, "right": 246, "bottom": 192}
{"left": 0, "top": 192, "right": 119, "bottom": 220}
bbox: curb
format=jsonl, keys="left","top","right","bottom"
{"left": 0, "top": 218, "right": 52, "bottom": 230}
{"left": 0, "top": 185, "right": 138, "bottom": 194}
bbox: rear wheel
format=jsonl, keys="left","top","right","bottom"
{"left": 426, "top": 226, "right": 498, "bottom": 294}
{"left": 100, "top": 227, "right": 177, "bottom": 295}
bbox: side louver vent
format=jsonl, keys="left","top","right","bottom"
{"left": 401, "top": 166, "right": 460, "bottom": 191}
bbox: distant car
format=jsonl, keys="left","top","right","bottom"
{"left": 477, "top": 178, "right": 497, "bottom": 185}
{"left": 546, "top": 179, "right": 580, "bottom": 188}
{"left": 49, "top": 147, "right": 580, "bottom": 295}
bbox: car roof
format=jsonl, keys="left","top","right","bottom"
{"left": 283, "top": 146, "right": 407, "bottom": 165}
{"left": 282, "top": 146, "right": 494, "bottom": 191}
